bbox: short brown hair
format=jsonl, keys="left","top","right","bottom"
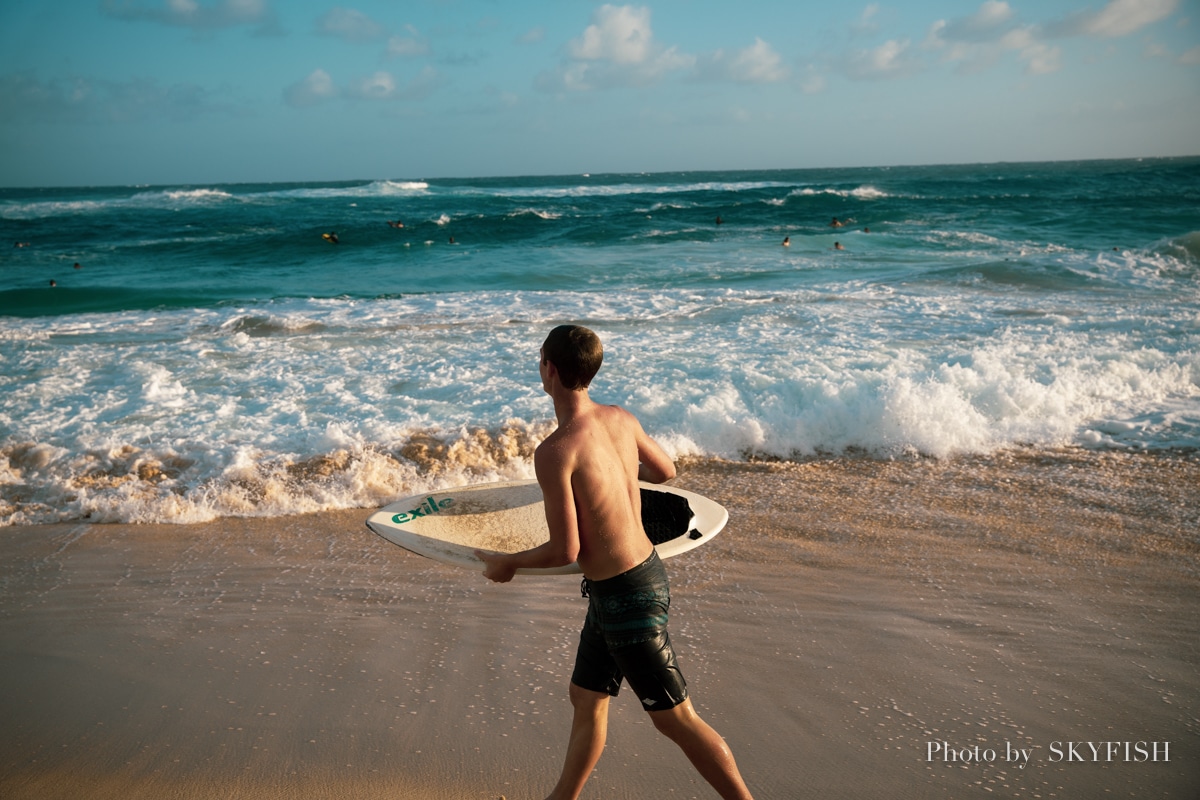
{"left": 542, "top": 325, "right": 603, "bottom": 390}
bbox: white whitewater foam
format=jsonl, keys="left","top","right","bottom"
{"left": 2, "top": 282, "right": 1195, "bottom": 525}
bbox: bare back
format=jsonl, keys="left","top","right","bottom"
{"left": 536, "top": 402, "right": 674, "bottom": 581}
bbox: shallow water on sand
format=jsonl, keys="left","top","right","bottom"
{"left": 1, "top": 455, "right": 1196, "bottom": 798}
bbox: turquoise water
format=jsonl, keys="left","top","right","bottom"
{"left": 2, "top": 158, "right": 1198, "bottom": 524}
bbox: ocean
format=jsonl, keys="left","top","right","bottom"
{"left": 1, "top": 158, "right": 1198, "bottom": 526}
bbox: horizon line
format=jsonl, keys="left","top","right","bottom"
{"left": 3, "top": 153, "right": 1198, "bottom": 192}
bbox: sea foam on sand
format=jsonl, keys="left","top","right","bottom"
{"left": 1, "top": 453, "right": 1196, "bottom": 798}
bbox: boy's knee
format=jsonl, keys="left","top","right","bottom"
{"left": 647, "top": 701, "right": 694, "bottom": 739}
{"left": 569, "top": 682, "right": 610, "bottom": 713}
{"left": 650, "top": 713, "right": 681, "bottom": 739}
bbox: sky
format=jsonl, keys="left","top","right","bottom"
{"left": 0, "top": 0, "right": 1197, "bottom": 187}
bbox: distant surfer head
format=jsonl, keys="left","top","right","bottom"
{"left": 541, "top": 324, "right": 603, "bottom": 391}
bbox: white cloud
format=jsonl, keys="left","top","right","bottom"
{"left": 924, "top": 1, "right": 1016, "bottom": 49}
{"left": 728, "top": 38, "right": 789, "bottom": 83}
{"left": 1001, "top": 27, "right": 1062, "bottom": 74}
{"left": 284, "top": 66, "right": 445, "bottom": 107}
{"left": 843, "top": 39, "right": 918, "bottom": 79}
{"left": 387, "top": 36, "right": 429, "bottom": 57}
{"left": 923, "top": 2, "right": 1013, "bottom": 51}
{"left": 538, "top": 4, "right": 693, "bottom": 91}
{"left": 283, "top": 69, "right": 336, "bottom": 107}
{"left": 852, "top": 4, "right": 882, "bottom": 36}
{"left": 855, "top": 0, "right": 1183, "bottom": 84}
{"left": 1077, "top": 0, "right": 1179, "bottom": 38}
{"left": 694, "top": 38, "right": 789, "bottom": 83}
{"left": 967, "top": 0, "right": 1015, "bottom": 33}
{"left": 923, "top": 19, "right": 948, "bottom": 50}
{"left": 317, "top": 7, "right": 385, "bottom": 42}
{"left": 925, "top": 3, "right": 1061, "bottom": 75}
{"left": 928, "top": 0, "right": 1178, "bottom": 77}
{"left": 346, "top": 71, "right": 396, "bottom": 100}
{"left": 568, "top": 5, "right": 656, "bottom": 65}
{"left": 387, "top": 25, "right": 430, "bottom": 57}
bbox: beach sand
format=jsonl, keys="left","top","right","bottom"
{"left": 2, "top": 451, "right": 1197, "bottom": 799}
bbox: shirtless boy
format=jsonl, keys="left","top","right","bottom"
{"left": 475, "top": 325, "right": 753, "bottom": 800}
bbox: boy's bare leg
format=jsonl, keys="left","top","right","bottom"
{"left": 546, "top": 683, "right": 611, "bottom": 800}
{"left": 648, "top": 698, "right": 754, "bottom": 800}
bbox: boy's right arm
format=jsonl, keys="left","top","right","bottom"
{"left": 475, "top": 438, "right": 581, "bottom": 582}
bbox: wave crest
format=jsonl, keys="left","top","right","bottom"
{"left": 0, "top": 421, "right": 553, "bottom": 526}
{"left": 217, "top": 314, "right": 328, "bottom": 337}
{"left": 790, "top": 185, "right": 890, "bottom": 200}
{"left": 151, "top": 188, "right": 234, "bottom": 203}
{"left": 1, "top": 187, "right": 234, "bottom": 219}
{"left": 1161, "top": 231, "right": 1200, "bottom": 267}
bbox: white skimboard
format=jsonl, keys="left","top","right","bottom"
{"left": 366, "top": 480, "right": 727, "bottom": 575}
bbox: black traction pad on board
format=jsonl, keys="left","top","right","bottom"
{"left": 640, "top": 489, "right": 695, "bottom": 545}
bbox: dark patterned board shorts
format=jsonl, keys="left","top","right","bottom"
{"left": 571, "top": 549, "right": 689, "bottom": 711}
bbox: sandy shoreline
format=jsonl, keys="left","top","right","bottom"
{"left": 2, "top": 452, "right": 1197, "bottom": 798}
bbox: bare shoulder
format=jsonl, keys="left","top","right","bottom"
{"left": 597, "top": 402, "right": 640, "bottom": 428}
{"left": 583, "top": 403, "right": 646, "bottom": 445}
{"left": 534, "top": 426, "right": 570, "bottom": 465}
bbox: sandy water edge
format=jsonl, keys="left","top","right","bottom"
{"left": 1, "top": 452, "right": 1197, "bottom": 798}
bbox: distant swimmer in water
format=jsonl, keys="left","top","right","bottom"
{"left": 830, "top": 217, "right": 844, "bottom": 228}
{"left": 322, "top": 232, "right": 340, "bottom": 244}
{"left": 74, "top": 262, "right": 82, "bottom": 269}
{"left": 782, "top": 236, "right": 790, "bottom": 247}
{"left": 863, "top": 227, "right": 870, "bottom": 233}
{"left": 14, "top": 241, "right": 31, "bottom": 248}
{"left": 388, "top": 220, "right": 404, "bottom": 229}
{"left": 49, "top": 279, "right": 57, "bottom": 287}
{"left": 834, "top": 241, "right": 844, "bottom": 250}
{"left": 716, "top": 216, "right": 723, "bottom": 225}
{"left": 448, "top": 236, "right": 456, "bottom": 244}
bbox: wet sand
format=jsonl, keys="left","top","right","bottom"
{"left": 1, "top": 451, "right": 1197, "bottom": 798}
